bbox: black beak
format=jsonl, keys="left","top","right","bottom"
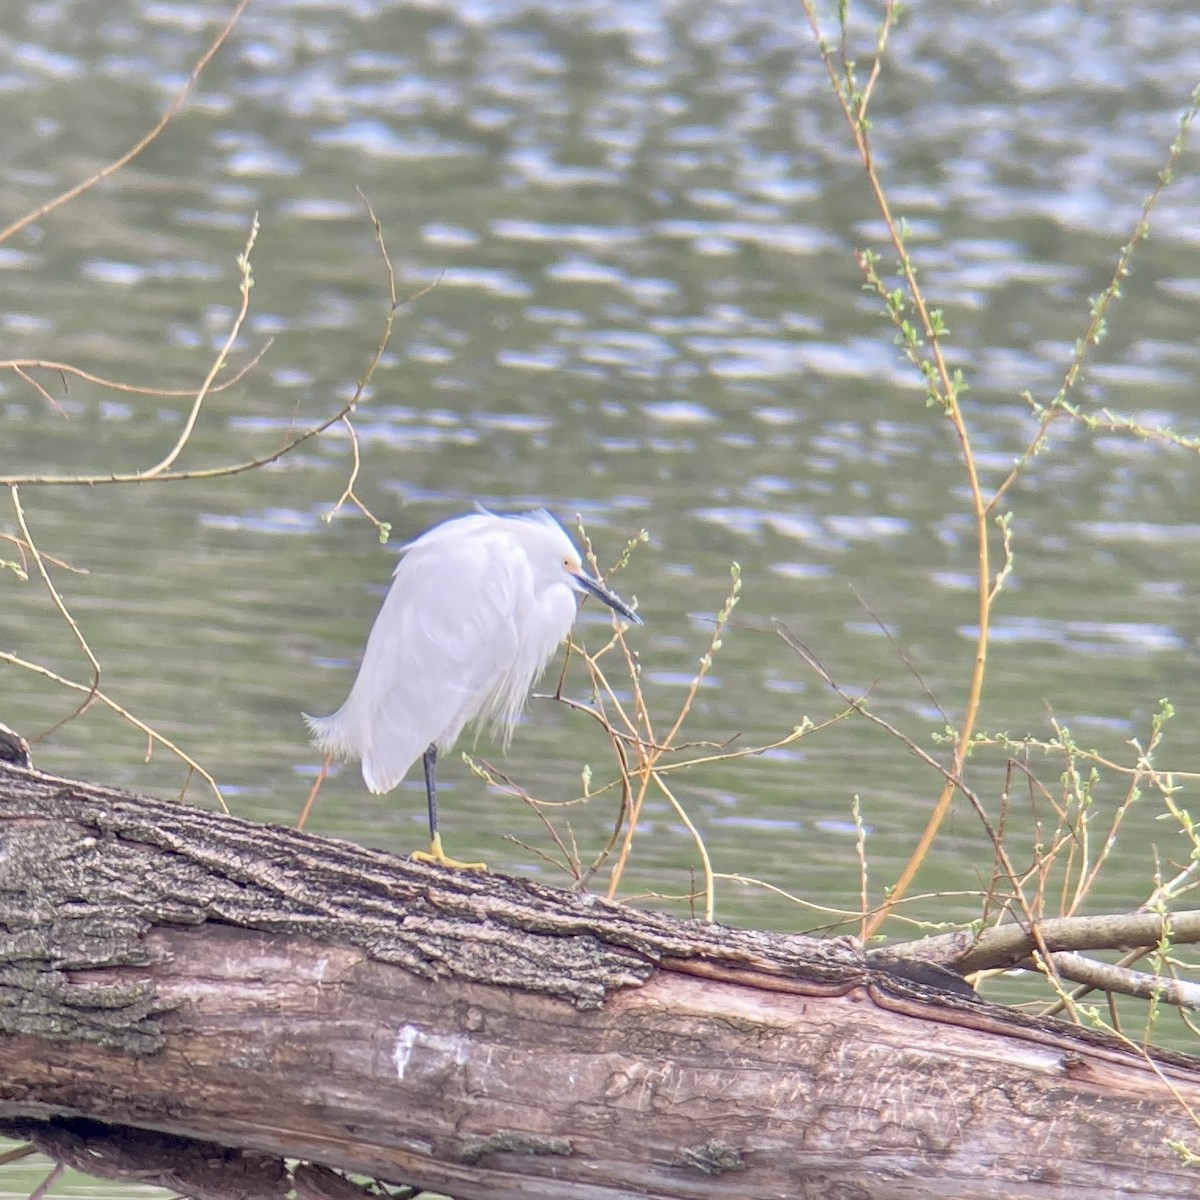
{"left": 572, "top": 573, "right": 643, "bottom": 625}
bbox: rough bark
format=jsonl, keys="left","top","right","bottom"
{"left": 1, "top": 761, "right": 1198, "bottom": 1200}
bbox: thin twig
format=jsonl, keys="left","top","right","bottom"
{"left": 988, "top": 82, "right": 1200, "bottom": 514}
{"left": 9, "top": 486, "right": 103, "bottom": 735}
{"left": 653, "top": 771, "right": 714, "bottom": 922}
{"left": 321, "top": 192, "right": 417, "bottom": 535}
{"left": 849, "top": 583, "right": 949, "bottom": 726}
{"left": 800, "top": 2, "right": 992, "bottom": 934}
{"left": 0, "top": 534, "right": 87, "bottom": 576}
{"left": 10, "top": 365, "right": 62, "bottom": 414}
{"left": 2, "top": 346, "right": 269, "bottom": 401}
{"left": 0, "top": 651, "right": 228, "bottom": 812}
{"left": 0, "top": 0, "right": 253, "bottom": 246}
{"left": 1, "top": 391, "right": 369, "bottom": 489}
{"left": 139, "top": 215, "right": 260, "bottom": 479}
{"left": 27, "top": 1162, "right": 64, "bottom": 1200}
{"left": 852, "top": 794, "right": 869, "bottom": 941}
{"left": 605, "top": 564, "right": 741, "bottom": 900}
{"left": 1, "top": 230, "right": 437, "bottom": 492}
{"left": 775, "top": 622, "right": 1036, "bottom": 930}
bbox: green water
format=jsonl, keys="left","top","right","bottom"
{"left": 3, "top": 1, "right": 1200, "bottom": 1191}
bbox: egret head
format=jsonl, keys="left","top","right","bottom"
{"left": 561, "top": 552, "right": 642, "bottom": 624}
{"left": 512, "top": 509, "right": 641, "bottom": 626}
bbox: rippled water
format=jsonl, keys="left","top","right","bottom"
{"left": 5, "top": 0, "right": 1200, "bottom": 1193}
{"left": 4, "top": 0, "right": 1200, "bottom": 958}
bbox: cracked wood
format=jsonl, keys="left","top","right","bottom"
{"left": 2, "top": 763, "right": 1200, "bottom": 1200}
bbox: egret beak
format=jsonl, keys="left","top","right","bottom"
{"left": 572, "top": 573, "right": 643, "bottom": 625}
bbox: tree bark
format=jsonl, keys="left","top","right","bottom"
{"left": 1, "top": 761, "right": 1198, "bottom": 1200}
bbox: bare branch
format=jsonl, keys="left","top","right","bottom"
{"left": 1045, "top": 951, "right": 1200, "bottom": 1010}
{"left": 1, "top": 346, "right": 269, "bottom": 402}
{"left": 0, "top": 651, "right": 227, "bottom": 812}
{"left": 876, "top": 910, "right": 1200, "bottom": 975}
{"left": 798, "top": 2, "right": 993, "bottom": 935}
{"left": 139, "top": 215, "right": 260, "bottom": 479}
{"left": 9, "top": 486, "right": 103, "bottom": 735}
{"left": 0, "top": 0, "right": 253, "bottom": 246}
{"left": 0, "top": 390, "right": 362, "bottom": 489}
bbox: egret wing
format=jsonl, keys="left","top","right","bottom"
{"left": 349, "top": 527, "right": 527, "bottom": 793}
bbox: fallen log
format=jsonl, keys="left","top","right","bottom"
{"left": 1, "top": 760, "right": 1198, "bottom": 1200}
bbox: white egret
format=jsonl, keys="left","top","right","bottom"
{"left": 304, "top": 507, "right": 641, "bottom": 868}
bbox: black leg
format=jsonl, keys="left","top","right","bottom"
{"left": 422, "top": 744, "right": 438, "bottom": 846}
{"left": 410, "top": 743, "right": 486, "bottom": 871}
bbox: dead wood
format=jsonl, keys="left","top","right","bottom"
{"left": 1, "top": 760, "right": 1199, "bottom": 1200}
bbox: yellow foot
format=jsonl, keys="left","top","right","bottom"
{"left": 411, "top": 834, "right": 488, "bottom": 872}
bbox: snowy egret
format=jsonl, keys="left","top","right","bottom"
{"left": 304, "top": 507, "right": 641, "bottom": 868}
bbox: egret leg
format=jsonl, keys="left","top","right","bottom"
{"left": 424, "top": 744, "right": 439, "bottom": 845}
{"left": 410, "top": 744, "right": 487, "bottom": 871}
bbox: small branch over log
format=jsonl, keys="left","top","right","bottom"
{"left": 874, "top": 909, "right": 1200, "bottom": 1007}
{"left": 879, "top": 910, "right": 1200, "bottom": 975}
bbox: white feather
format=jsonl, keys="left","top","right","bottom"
{"left": 305, "top": 508, "right": 626, "bottom": 795}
